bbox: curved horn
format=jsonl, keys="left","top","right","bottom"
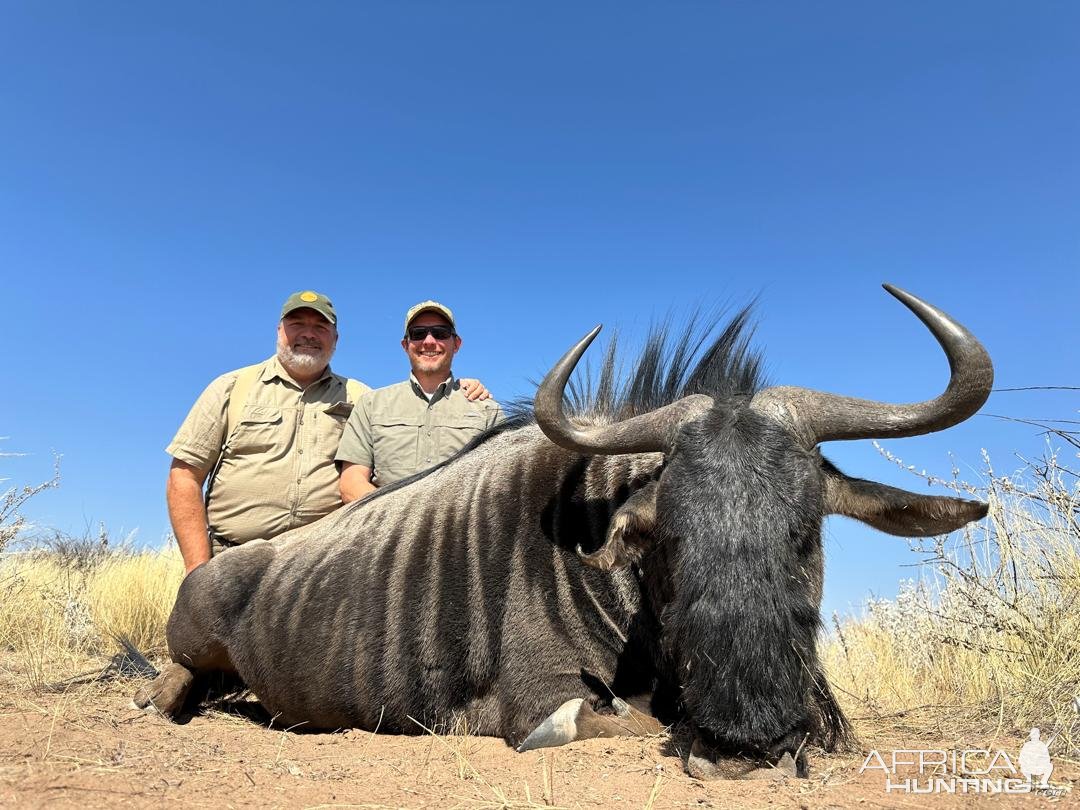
{"left": 535, "top": 326, "right": 713, "bottom": 455}
{"left": 750, "top": 284, "right": 994, "bottom": 449}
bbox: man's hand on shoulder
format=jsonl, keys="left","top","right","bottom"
{"left": 460, "top": 378, "right": 491, "bottom": 401}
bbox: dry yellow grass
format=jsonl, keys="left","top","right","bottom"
{"left": 824, "top": 447, "right": 1080, "bottom": 757}
{"left": 0, "top": 544, "right": 183, "bottom": 686}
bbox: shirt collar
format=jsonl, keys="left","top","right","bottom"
{"left": 409, "top": 373, "right": 455, "bottom": 402}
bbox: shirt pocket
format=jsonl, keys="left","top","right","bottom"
{"left": 370, "top": 413, "right": 425, "bottom": 475}
{"left": 318, "top": 401, "right": 353, "bottom": 453}
{"left": 228, "top": 406, "right": 283, "bottom": 455}
{"left": 437, "top": 414, "right": 486, "bottom": 459}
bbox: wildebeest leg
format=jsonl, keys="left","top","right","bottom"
{"left": 131, "top": 560, "right": 239, "bottom": 718}
{"left": 517, "top": 697, "right": 664, "bottom": 752}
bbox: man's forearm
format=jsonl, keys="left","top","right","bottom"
{"left": 167, "top": 470, "right": 212, "bottom": 573}
{"left": 340, "top": 463, "right": 377, "bottom": 503}
{"left": 342, "top": 480, "right": 377, "bottom": 503}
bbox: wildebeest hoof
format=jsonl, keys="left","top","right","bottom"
{"left": 686, "top": 739, "right": 799, "bottom": 780}
{"left": 132, "top": 662, "right": 195, "bottom": 718}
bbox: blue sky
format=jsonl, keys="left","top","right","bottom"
{"left": 2, "top": 2, "right": 1077, "bottom": 617}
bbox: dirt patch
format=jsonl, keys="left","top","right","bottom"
{"left": 0, "top": 668, "right": 1075, "bottom": 808}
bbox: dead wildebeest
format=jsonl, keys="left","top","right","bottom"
{"left": 135, "top": 284, "right": 992, "bottom": 779}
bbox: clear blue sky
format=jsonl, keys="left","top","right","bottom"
{"left": 2, "top": 3, "right": 1077, "bottom": 617}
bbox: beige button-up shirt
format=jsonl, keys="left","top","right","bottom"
{"left": 167, "top": 356, "right": 370, "bottom": 544}
{"left": 335, "top": 375, "right": 503, "bottom": 486}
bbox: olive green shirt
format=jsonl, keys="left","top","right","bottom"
{"left": 167, "top": 356, "right": 370, "bottom": 544}
{"left": 335, "top": 375, "right": 503, "bottom": 486}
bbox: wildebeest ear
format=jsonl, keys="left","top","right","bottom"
{"left": 822, "top": 464, "right": 988, "bottom": 537}
{"left": 578, "top": 481, "right": 659, "bottom": 571}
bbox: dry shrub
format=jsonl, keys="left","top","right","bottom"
{"left": 825, "top": 445, "right": 1080, "bottom": 756}
{"left": 0, "top": 452, "right": 60, "bottom": 553}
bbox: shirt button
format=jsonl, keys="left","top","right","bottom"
{"left": 298, "top": 449, "right": 303, "bottom": 454}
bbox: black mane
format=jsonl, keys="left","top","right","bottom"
{"left": 504, "top": 305, "right": 766, "bottom": 424}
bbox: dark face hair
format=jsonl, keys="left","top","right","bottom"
{"left": 656, "top": 405, "right": 825, "bottom": 753}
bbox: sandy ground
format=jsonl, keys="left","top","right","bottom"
{"left": 1, "top": 663, "right": 1075, "bottom": 809}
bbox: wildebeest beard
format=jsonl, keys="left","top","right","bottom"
{"left": 655, "top": 403, "right": 843, "bottom": 758}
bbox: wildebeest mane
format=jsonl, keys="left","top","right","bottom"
{"left": 611, "top": 305, "right": 763, "bottom": 418}
{"left": 524, "top": 304, "right": 766, "bottom": 422}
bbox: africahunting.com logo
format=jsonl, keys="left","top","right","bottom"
{"left": 860, "top": 728, "right": 1066, "bottom": 796}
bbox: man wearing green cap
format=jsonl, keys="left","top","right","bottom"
{"left": 165, "top": 291, "right": 490, "bottom": 574}
{"left": 336, "top": 300, "right": 503, "bottom": 502}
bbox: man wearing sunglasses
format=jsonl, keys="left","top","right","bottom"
{"left": 336, "top": 300, "right": 502, "bottom": 502}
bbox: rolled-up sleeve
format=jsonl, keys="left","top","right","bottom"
{"left": 335, "top": 389, "right": 375, "bottom": 468}
{"left": 166, "top": 373, "right": 233, "bottom": 473}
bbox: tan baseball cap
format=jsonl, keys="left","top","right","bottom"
{"left": 404, "top": 300, "right": 455, "bottom": 334}
{"left": 281, "top": 290, "right": 337, "bottom": 325}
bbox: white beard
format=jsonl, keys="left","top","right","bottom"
{"left": 277, "top": 336, "right": 333, "bottom": 377}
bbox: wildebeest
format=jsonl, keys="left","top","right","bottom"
{"left": 136, "top": 284, "right": 992, "bottom": 778}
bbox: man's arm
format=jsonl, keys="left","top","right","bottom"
{"left": 339, "top": 462, "right": 377, "bottom": 503}
{"left": 336, "top": 391, "right": 377, "bottom": 502}
{"left": 167, "top": 459, "right": 212, "bottom": 574}
{"left": 165, "top": 370, "right": 234, "bottom": 573}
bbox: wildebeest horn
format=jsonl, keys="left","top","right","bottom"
{"left": 749, "top": 284, "right": 993, "bottom": 449}
{"left": 535, "top": 326, "right": 713, "bottom": 455}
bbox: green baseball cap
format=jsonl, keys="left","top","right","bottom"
{"left": 404, "top": 300, "right": 455, "bottom": 334}
{"left": 281, "top": 290, "right": 337, "bottom": 325}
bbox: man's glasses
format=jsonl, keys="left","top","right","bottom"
{"left": 406, "top": 325, "right": 456, "bottom": 341}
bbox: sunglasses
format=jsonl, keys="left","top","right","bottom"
{"left": 406, "top": 325, "right": 456, "bottom": 341}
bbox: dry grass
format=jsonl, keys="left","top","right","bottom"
{"left": 824, "top": 446, "right": 1080, "bottom": 758}
{"left": 407, "top": 715, "right": 573, "bottom": 808}
{"left": 0, "top": 540, "right": 182, "bottom": 687}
